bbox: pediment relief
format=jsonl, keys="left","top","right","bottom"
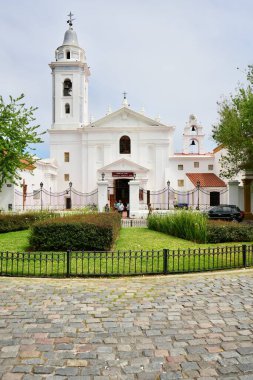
{"left": 98, "top": 158, "right": 149, "bottom": 173}
{"left": 91, "top": 107, "right": 170, "bottom": 129}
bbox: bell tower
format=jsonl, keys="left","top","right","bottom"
{"left": 49, "top": 13, "right": 90, "bottom": 129}
{"left": 183, "top": 114, "right": 205, "bottom": 154}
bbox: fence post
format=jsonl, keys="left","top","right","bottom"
{"left": 242, "top": 244, "right": 247, "bottom": 268}
{"left": 163, "top": 249, "right": 168, "bottom": 275}
{"left": 66, "top": 250, "right": 71, "bottom": 277}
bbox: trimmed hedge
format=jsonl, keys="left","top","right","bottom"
{"left": 29, "top": 212, "right": 121, "bottom": 251}
{"left": 207, "top": 221, "right": 253, "bottom": 243}
{"left": 0, "top": 212, "right": 55, "bottom": 233}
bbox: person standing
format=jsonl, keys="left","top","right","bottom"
{"left": 148, "top": 203, "right": 153, "bottom": 217}
{"left": 118, "top": 201, "right": 124, "bottom": 216}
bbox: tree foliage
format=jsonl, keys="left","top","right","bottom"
{"left": 0, "top": 94, "right": 44, "bottom": 189}
{"left": 212, "top": 65, "right": 253, "bottom": 178}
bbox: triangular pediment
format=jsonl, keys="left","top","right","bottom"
{"left": 88, "top": 107, "right": 174, "bottom": 130}
{"left": 98, "top": 158, "right": 149, "bottom": 173}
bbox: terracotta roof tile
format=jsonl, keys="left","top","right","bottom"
{"left": 20, "top": 159, "right": 36, "bottom": 171}
{"left": 186, "top": 173, "right": 226, "bottom": 187}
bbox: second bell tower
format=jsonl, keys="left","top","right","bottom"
{"left": 49, "top": 13, "right": 90, "bottom": 129}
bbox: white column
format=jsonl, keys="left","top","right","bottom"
{"left": 97, "top": 180, "right": 108, "bottom": 212}
{"left": 228, "top": 180, "right": 240, "bottom": 206}
{"left": 129, "top": 180, "right": 140, "bottom": 218}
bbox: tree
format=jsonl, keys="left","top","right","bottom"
{"left": 212, "top": 65, "right": 253, "bottom": 178}
{"left": 0, "top": 94, "right": 44, "bottom": 189}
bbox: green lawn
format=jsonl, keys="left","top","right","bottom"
{"left": 0, "top": 230, "right": 30, "bottom": 252}
{"left": 0, "top": 228, "right": 252, "bottom": 277}
{"left": 114, "top": 228, "right": 249, "bottom": 250}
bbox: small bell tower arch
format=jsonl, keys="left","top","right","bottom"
{"left": 183, "top": 114, "right": 205, "bottom": 154}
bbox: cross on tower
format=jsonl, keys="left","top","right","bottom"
{"left": 67, "top": 12, "right": 75, "bottom": 27}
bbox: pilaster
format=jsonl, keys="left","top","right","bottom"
{"left": 97, "top": 180, "right": 109, "bottom": 212}
{"left": 129, "top": 180, "right": 140, "bottom": 218}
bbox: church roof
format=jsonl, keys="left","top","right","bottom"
{"left": 186, "top": 173, "right": 226, "bottom": 187}
{"left": 90, "top": 107, "right": 174, "bottom": 129}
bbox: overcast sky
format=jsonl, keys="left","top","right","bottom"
{"left": 1, "top": 0, "right": 252, "bottom": 157}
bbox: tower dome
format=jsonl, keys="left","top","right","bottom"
{"left": 63, "top": 28, "right": 79, "bottom": 47}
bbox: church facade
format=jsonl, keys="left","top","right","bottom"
{"left": 1, "top": 18, "right": 245, "bottom": 213}
{"left": 47, "top": 20, "right": 228, "bottom": 208}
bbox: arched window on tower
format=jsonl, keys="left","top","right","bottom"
{"left": 65, "top": 103, "right": 70, "bottom": 114}
{"left": 190, "top": 139, "right": 199, "bottom": 154}
{"left": 66, "top": 50, "right": 70, "bottom": 59}
{"left": 190, "top": 125, "right": 198, "bottom": 135}
{"left": 120, "top": 136, "right": 131, "bottom": 154}
{"left": 63, "top": 79, "right": 72, "bottom": 96}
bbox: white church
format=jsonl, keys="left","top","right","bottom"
{"left": 0, "top": 15, "right": 250, "bottom": 216}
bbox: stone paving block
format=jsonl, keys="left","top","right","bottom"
{"left": 23, "top": 375, "right": 44, "bottom": 380}
{"left": 12, "top": 365, "right": 33, "bottom": 373}
{"left": 199, "top": 368, "right": 218, "bottom": 376}
{"left": 237, "top": 347, "right": 253, "bottom": 355}
{"left": 160, "top": 372, "right": 183, "bottom": 379}
{"left": 19, "top": 350, "right": 41, "bottom": 358}
{"left": 55, "top": 367, "right": 79, "bottom": 376}
{"left": 237, "top": 354, "right": 253, "bottom": 364}
{"left": 218, "top": 365, "right": 240, "bottom": 375}
{"left": 66, "top": 359, "right": 88, "bottom": 367}
{"left": 237, "top": 363, "right": 253, "bottom": 372}
{"left": 136, "top": 372, "right": 160, "bottom": 380}
{"left": 2, "top": 374, "right": 24, "bottom": 380}
{"left": 181, "top": 361, "right": 199, "bottom": 371}
{"left": 33, "top": 366, "right": 55, "bottom": 375}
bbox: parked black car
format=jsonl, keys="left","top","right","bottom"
{"left": 207, "top": 205, "right": 244, "bottom": 222}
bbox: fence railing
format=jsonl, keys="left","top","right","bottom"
{"left": 121, "top": 219, "right": 147, "bottom": 227}
{"left": 1, "top": 244, "right": 252, "bottom": 278}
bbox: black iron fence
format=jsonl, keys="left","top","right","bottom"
{"left": 121, "top": 219, "right": 147, "bottom": 227}
{"left": 140, "top": 186, "right": 228, "bottom": 211}
{"left": 1, "top": 244, "right": 252, "bottom": 278}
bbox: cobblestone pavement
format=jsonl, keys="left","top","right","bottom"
{"left": 1, "top": 271, "right": 253, "bottom": 380}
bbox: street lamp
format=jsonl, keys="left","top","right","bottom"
{"left": 69, "top": 182, "right": 72, "bottom": 209}
{"left": 133, "top": 173, "right": 136, "bottom": 180}
{"left": 40, "top": 182, "right": 43, "bottom": 211}
{"left": 196, "top": 180, "right": 200, "bottom": 210}
{"left": 167, "top": 180, "right": 170, "bottom": 210}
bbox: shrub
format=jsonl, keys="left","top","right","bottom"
{"left": 29, "top": 212, "right": 121, "bottom": 251}
{"left": 147, "top": 210, "right": 207, "bottom": 243}
{"left": 207, "top": 221, "right": 253, "bottom": 243}
{"left": 148, "top": 212, "right": 253, "bottom": 244}
{"left": 0, "top": 212, "right": 55, "bottom": 233}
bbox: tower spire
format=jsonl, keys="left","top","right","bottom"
{"left": 67, "top": 12, "right": 75, "bottom": 28}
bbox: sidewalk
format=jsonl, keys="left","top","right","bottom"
{"left": 0, "top": 271, "right": 253, "bottom": 379}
